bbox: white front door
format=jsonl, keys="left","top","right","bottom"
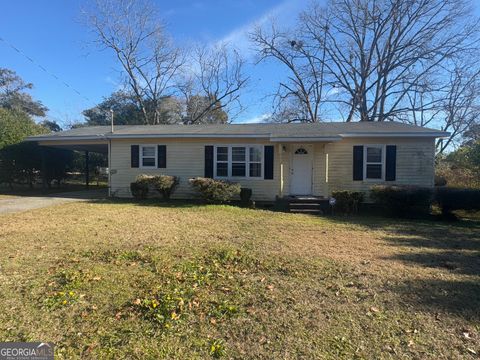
{"left": 290, "top": 146, "right": 313, "bottom": 195}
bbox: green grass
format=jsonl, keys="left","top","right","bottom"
{"left": 0, "top": 201, "right": 479, "bottom": 359}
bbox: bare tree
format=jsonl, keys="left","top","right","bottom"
{"left": 435, "top": 63, "right": 480, "bottom": 153}
{"left": 180, "top": 44, "right": 248, "bottom": 124}
{"left": 315, "top": 0, "right": 479, "bottom": 122}
{"left": 83, "top": 0, "right": 184, "bottom": 125}
{"left": 251, "top": 22, "right": 327, "bottom": 122}
{"left": 253, "top": 0, "right": 480, "bottom": 126}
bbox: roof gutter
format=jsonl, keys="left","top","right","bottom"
{"left": 25, "top": 135, "right": 109, "bottom": 142}
{"left": 269, "top": 136, "right": 341, "bottom": 142}
{"left": 26, "top": 133, "right": 272, "bottom": 142}
{"left": 339, "top": 132, "right": 450, "bottom": 138}
{"left": 26, "top": 131, "right": 451, "bottom": 143}
{"left": 107, "top": 133, "right": 271, "bottom": 139}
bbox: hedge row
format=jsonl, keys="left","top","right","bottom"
{"left": 130, "top": 175, "right": 480, "bottom": 218}
{"left": 331, "top": 186, "right": 480, "bottom": 218}
{"left": 370, "top": 185, "right": 433, "bottom": 218}
{"left": 130, "top": 175, "right": 241, "bottom": 204}
{"left": 435, "top": 188, "right": 480, "bottom": 217}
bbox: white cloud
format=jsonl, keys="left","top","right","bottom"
{"left": 215, "top": 0, "right": 307, "bottom": 57}
{"left": 236, "top": 113, "right": 271, "bottom": 124}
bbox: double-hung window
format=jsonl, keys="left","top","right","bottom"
{"left": 232, "top": 147, "right": 246, "bottom": 177}
{"left": 215, "top": 146, "right": 229, "bottom": 177}
{"left": 249, "top": 146, "right": 262, "bottom": 177}
{"left": 364, "top": 145, "right": 384, "bottom": 180}
{"left": 215, "top": 145, "right": 263, "bottom": 178}
{"left": 140, "top": 145, "right": 157, "bottom": 168}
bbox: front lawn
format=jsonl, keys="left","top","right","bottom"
{"left": 0, "top": 201, "right": 478, "bottom": 359}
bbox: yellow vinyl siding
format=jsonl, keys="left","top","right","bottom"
{"left": 325, "top": 137, "right": 435, "bottom": 197}
{"left": 110, "top": 138, "right": 280, "bottom": 201}
{"left": 313, "top": 143, "right": 327, "bottom": 196}
{"left": 108, "top": 136, "right": 435, "bottom": 201}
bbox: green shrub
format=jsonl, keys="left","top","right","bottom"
{"left": 189, "top": 177, "right": 241, "bottom": 204}
{"left": 331, "top": 191, "right": 364, "bottom": 215}
{"left": 130, "top": 175, "right": 150, "bottom": 199}
{"left": 149, "top": 175, "right": 179, "bottom": 200}
{"left": 435, "top": 187, "right": 480, "bottom": 218}
{"left": 370, "top": 185, "right": 433, "bottom": 218}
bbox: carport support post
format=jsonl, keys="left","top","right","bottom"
{"left": 41, "top": 147, "right": 47, "bottom": 193}
{"left": 85, "top": 150, "right": 90, "bottom": 189}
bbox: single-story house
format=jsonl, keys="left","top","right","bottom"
{"left": 27, "top": 122, "right": 448, "bottom": 201}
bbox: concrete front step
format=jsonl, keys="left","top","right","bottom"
{"left": 285, "top": 196, "right": 330, "bottom": 214}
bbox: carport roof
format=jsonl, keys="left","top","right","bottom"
{"left": 26, "top": 121, "right": 449, "bottom": 143}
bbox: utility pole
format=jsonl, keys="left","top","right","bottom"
{"left": 110, "top": 108, "right": 114, "bottom": 133}
{"left": 108, "top": 108, "right": 113, "bottom": 197}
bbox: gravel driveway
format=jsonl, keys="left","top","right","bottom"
{"left": 0, "top": 189, "right": 107, "bottom": 214}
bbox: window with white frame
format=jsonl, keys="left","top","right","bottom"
{"left": 249, "top": 146, "right": 262, "bottom": 177}
{"left": 140, "top": 145, "right": 157, "bottom": 168}
{"left": 215, "top": 145, "right": 263, "bottom": 178}
{"left": 232, "top": 147, "right": 246, "bottom": 177}
{"left": 216, "top": 146, "right": 229, "bottom": 177}
{"left": 364, "top": 145, "right": 384, "bottom": 179}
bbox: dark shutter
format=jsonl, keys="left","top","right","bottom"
{"left": 131, "top": 145, "right": 139, "bottom": 168}
{"left": 204, "top": 145, "right": 214, "bottom": 178}
{"left": 353, "top": 145, "right": 363, "bottom": 181}
{"left": 158, "top": 145, "right": 166, "bottom": 168}
{"left": 385, "top": 145, "right": 397, "bottom": 181}
{"left": 264, "top": 145, "right": 274, "bottom": 180}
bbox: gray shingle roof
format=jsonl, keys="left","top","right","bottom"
{"left": 27, "top": 121, "right": 448, "bottom": 142}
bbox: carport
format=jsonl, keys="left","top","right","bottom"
{"left": 26, "top": 130, "right": 110, "bottom": 194}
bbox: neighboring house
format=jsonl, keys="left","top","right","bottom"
{"left": 27, "top": 122, "right": 448, "bottom": 201}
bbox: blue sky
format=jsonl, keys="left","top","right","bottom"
{"left": 0, "top": 0, "right": 309, "bottom": 127}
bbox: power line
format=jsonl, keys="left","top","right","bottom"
{"left": 0, "top": 36, "right": 91, "bottom": 103}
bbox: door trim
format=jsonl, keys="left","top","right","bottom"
{"left": 289, "top": 144, "right": 313, "bottom": 195}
